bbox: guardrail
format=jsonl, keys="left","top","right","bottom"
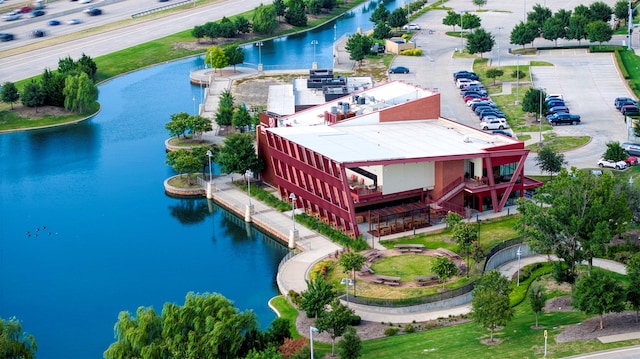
{"left": 132, "top": 0, "right": 192, "bottom": 18}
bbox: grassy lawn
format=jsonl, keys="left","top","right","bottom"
{"left": 0, "top": 103, "right": 99, "bottom": 131}
{"left": 525, "top": 132, "right": 591, "bottom": 153}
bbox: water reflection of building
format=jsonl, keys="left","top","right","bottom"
{"left": 257, "top": 81, "right": 542, "bottom": 238}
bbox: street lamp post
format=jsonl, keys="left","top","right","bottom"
{"left": 334, "top": 23, "right": 337, "bottom": 41}
{"left": 311, "top": 40, "right": 318, "bottom": 69}
{"left": 206, "top": 150, "right": 213, "bottom": 182}
{"left": 496, "top": 26, "right": 503, "bottom": 68}
{"left": 244, "top": 169, "right": 254, "bottom": 222}
{"left": 539, "top": 87, "right": 545, "bottom": 146}
{"left": 516, "top": 246, "right": 522, "bottom": 287}
{"left": 192, "top": 96, "right": 196, "bottom": 114}
{"left": 288, "top": 193, "right": 298, "bottom": 248}
{"left": 523, "top": 0, "right": 527, "bottom": 23}
{"left": 515, "top": 54, "right": 521, "bottom": 104}
{"left": 256, "top": 41, "right": 264, "bottom": 72}
{"left": 205, "top": 150, "right": 213, "bottom": 199}
{"left": 459, "top": 11, "right": 466, "bottom": 54}
{"left": 310, "top": 326, "right": 319, "bottom": 359}
{"left": 340, "top": 278, "right": 353, "bottom": 308}
{"left": 629, "top": 0, "right": 633, "bottom": 50}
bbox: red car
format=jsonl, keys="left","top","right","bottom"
{"left": 17, "top": 6, "right": 33, "bottom": 13}
{"left": 625, "top": 155, "right": 638, "bottom": 166}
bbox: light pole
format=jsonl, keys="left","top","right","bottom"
{"left": 334, "top": 23, "right": 337, "bottom": 41}
{"left": 523, "top": 0, "right": 527, "bottom": 23}
{"left": 496, "top": 26, "right": 503, "bottom": 68}
{"left": 205, "top": 150, "right": 213, "bottom": 199}
{"left": 459, "top": 11, "right": 466, "bottom": 54}
{"left": 288, "top": 193, "right": 298, "bottom": 248}
{"left": 516, "top": 246, "right": 522, "bottom": 287}
{"left": 192, "top": 96, "right": 196, "bottom": 114}
{"left": 538, "top": 87, "right": 545, "bottom": 146}
{"left": 629, "top": 0, "right": 633, "bottom": 50}
{"left": 206, "top": 150, "right": 213, "bottom": 182}
{"left": 310, "top": 326, "right": 319, "bottom": 359}
{"left": 340, "top": 278, "right": 353, "bottom": 308}
{"left": 256, "top": 41, "right": 264, "bottom": 72}
{"left": 311, "top": 40, "right": 318, "bottom": 69}
{"left": 245, "top": 169, "right": 254, "bottom": 222}
{"left": 515, "top": 54, "right": 521, "bottom": 104}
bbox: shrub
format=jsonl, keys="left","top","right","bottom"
{"left": 399, "top": 48, "right": 423, "bottom": 56}
{"left": 510, "top": 69, "right": 526, "bottom": 79}
{"left": 384, "top": 327, "right": 399, "bottom": 336}
{"left": 288, "top": 290, "right": 302, "bottom": 307}
{"left": 403, "top": 323, "right": 415, "bottom": 333}
{"left": 350, "top": 315, "right": 361, "bottom": 326}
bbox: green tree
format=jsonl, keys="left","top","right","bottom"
{"left": 574, "top": 4, "right": 593, "bottom": 20}
{"left": 603, "top": 141, "right": 628, "bottom": 162}
{"left": 77, "top": 53, "right": 98, "bottom": 81}
{"left": 21, "top": 80, "right": 46, "bottom": 113}
{"left": 232, "top": 105, "right": 252, "bottom": 131}
{"left": 166, "top": 149, "right": 202, "bottom": 184}
{"left": 216, "top": 132, "right": 263, "bottom": 175}
{"left": 1, "top": 81, "right": 20, "bottom": 110}
{"left": 204, "top": 21, "right": 222, "bottom": 41}
{"left": 165, "top": 112, "right": 190, "bottom": 138}
{"left": 338, "top": 251, "right": 366, "bottom": 296}
{"left": 205, "top": 46, "right": 228, "bottom": 73}
{"left": 235, "top": 16, "right": 251, "bottom": 34}
{"left": 315, "top": 299, "right": 354, "bottom": 356}
{"left": 372, "top": 21, "right": 391, "bottom": 40}
{"left": 471, "top": 270, "right": 514, "bottom": 342}
{"left": 252, "top": 4, "right": 278, "bottom": 34}
{"left": 216, "top": 89, "right": 235, "bottom": 127}
{"left": 626, "top": 253, "right": 640, "bottom": 322}
{"left": 460, "top": 13, "right": 481, "bottom": 30}
{"left": 336, "top": 326, "right": 361, "bottom": 359}
{"left": 452, "top": 222, "right": 477, "bottom": 250}
{"left": 432, "top": 256, "right": 457, "bottom": 288}
{"left": 369, "top": 2, "right": 389, "bottom": 24}
{"left": 567, "top": 14, "right": 590, "bottom": 45}
{"left": 299, "top": 275, "right": 336, "bottom": 318}
{"left": 272, "top": 0, "right": 286, "bottom": 21}
{"left": 614, "top": 0, "right": 631, "bottom": 24}
{"left": 245, "top": 347, "right": 283, "bottom": 359}
{"left": 442, "top": 10, "right": 461, "bottom": 31}
{"left": 573, "top": 271, "right": 626, "bottom": 330}
{"left": 522, "top": 87, "right": 545, "bottom": 116}
{"left": 321, "top": 0, "right": 337, "bottom": 11}
{"left": 218, "top": 17, "right": 238, "bottom": 38}
{"left": 485, "top": 68, "right": 504, "bottom": 85}
{"left": 265, "top": 317, "right": 291, "bottom": 347}
{"left": 187, "top": 115, "right": 212, "bottom": 140}
{"left": 0, "top": 316, "right": 37, "bottom": 359}
{"left": 444, "top": 211, "right": 463, "bottom": 229}
{"left": 510, "top": 21, "right": 539, "bottom": 48}
{"left": 41, "top": 69, "right": 66, "bottom": 107}
{"left": 554, "top": 8, "right": 572, "bottom": 29}
{"left": 535, "top": 146, "right": 566, "bottom": 180}
{"left": 527, "top": 4, "right": 552, "bottom": 30}
{"left": 306, "top": 0, "right": 322, "bottom": 15}
{"left": 473, "top": 0, "right": 487, "bottom": 10}
{"left": 542, "top": 17, "right": 566, "bottom": 46}
{"left": 58, "top": 55, "right": 76, "bottom": 74}
{"left": 345, "top": 33, "right": 373, "bottom": 66}
{"left": 466, "top": 27, "right": 494, "bottom": 58}
{"left": 529, "top": 284, "right": 547, "bottom": 327}
{"left": 192, "top": 24, "right": 207, "bottom": 42}
{"left": 387, "top": 8, "right": 408, "bottom": 29}
{"left": 224, "top": 45, "right": 245, "bottom": 72}
{"left": 284, "top": 0, "right": 307, "bottom": 27}
{"left": 590, "top": 1, "right": 613, "bottom": 22}
{"left": 586, "top": 20, "right": 613, "bottom": 48}
{"left": 63, "top": 72, "right": 98, "bottom": 113}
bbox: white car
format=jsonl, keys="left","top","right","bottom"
{"left": 597, "top": 159, "right": 627, "bottom": 170}
{"left": 67, "top": 18, "right": 82, "bottom": 25}
{"left": 456, "top": 78, "right": 480, "bottom": 89}
{"left": 402, "top": 23, "right": 420, "bottom": 30}
{"left": 480, "top": 118, "right": 509, "bottom": 130}
{"left": 3, "top": 12, "right": 21, "bottom": 21}
{"left": 80, "top": 0, "right": 93, "bottom": 3}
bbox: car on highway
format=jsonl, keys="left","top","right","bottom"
{"left": 17, "top": 6, "right": 33, "bottom": 13}
{"left": 597, "top": 158, "right": 627, "bottom": 170}
{"left": 30, "top": 10, "right": 45, "bottom": 18}
{"left": 547, "top": 112, "right": 580, "bottom": 125}
{"left": 31, "top": 29, "right": 46, "bottom": 38}
{"left": 402, "top": 23, "right": 420, "bottom": 30}
{"left": 80, "top": 0, "right": 93, "bottom": 3}
{"left": 84, "top": 7, "right": 102, "bottom": 16}
{"left": 480, "top": 118, "right": 509, "bottom": 130}
{"left": 67, "top": 18, "right": 82, "bottom": 25}
{"left": 3, "top": 12, "right": 21, "bottom": 21}
{"left": 48, "top": 19, "right": 61, "bottom": 26}
{"left": 623, "top": 142, "right": 640, "bottom": 156}
{"left": 389, "top": 66, "right": 409, "bottom": 74}
{"left": 0, "top": 33, "right": 15, "bottom": 41}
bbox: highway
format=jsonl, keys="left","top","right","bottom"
{"left": 0, "top": 0, "right": 271, "bottom": 82}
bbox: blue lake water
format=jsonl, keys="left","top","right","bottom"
{"left": 0, "top": 1, "right": 407, "bottom": 357}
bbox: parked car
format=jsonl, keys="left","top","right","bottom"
{"left": 29, "top": 10, "right": 45, "bottom": 17}
{"left": 456, "top": 78, "right": 480, "bottom": 89}
{"left": 615, "top": 97, "right": 638, "bottom": 110}
{"left": 625, "top": 155, "right": 638, "bottom": 166}
{"left": 453, "top": 70, "right": 479, "bottom": 81}
{"left": 79, "top": 0, "right": 92, "bottom": 3}
{"left": 545, "top": 94, "right": 564, "bottom": 102}
{"left": 474, "top": 105, "right": 498, "bottom": 115}
{"left": 545, "top": 99, "right": 565, "bottom": 108}
{"left": 470, "top": 101, "right": 497, "bottom": 111}
{"left": 479, "top": 110, "right": 506, "bottom": 120}
{"left": 547, "top": 112, "right": 580, "bottom": 125}
{"left": 492, "top": 130, "right": 513, "bottom": 137}
{"left": 389, "top": 66, "right": 409, "bottom": 74}
{"left": 3, "top": 12, "right": 21, "bottom": 21}
{"left": 597, "top": 158, "right": 627, "bottom": 170}
{"left": 464, "top": 94, "right": 488, "bottom": 102}
{"left": 402, "top": 23, "right": 420, "bottom": 30}
{"left": 0, "top": 33, "right": 15, "bottom": 41}
{"left": 84, "top": 7, "right": 102, "bottom": 15}
{"left": 621, "top": 105, "right": 640, "bottom": 116}
{"left": 480, "top": 118, "right": 509, "bottom": 130}
{"left": 545, "top": 106, "right": 570, "bottom": 116}
{"left": 623, "top": 142, "right": 640, "bottom": 156}
{"left": 48, "top": 19, "right": 61, "bottom": 26}
{"left": 31, "top": 29, "right": 46, "bottom": 38}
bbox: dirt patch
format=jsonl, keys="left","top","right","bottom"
{"left": 556, "top": 312, "right": 640, "bottom": 343}
{"left": 4, "top": 104, "right": 73, "bottom": 119}
{"left": 231, "top": 75, "right": 296, "bottom": 110}
{"left": 544, "top": 296, "right": 574, "bottom": 312}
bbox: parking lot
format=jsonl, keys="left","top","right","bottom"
{"left": 388, "top": 0, "right": 634, "bottom": 174}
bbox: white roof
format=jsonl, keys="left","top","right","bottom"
{"left": 267, "top": 118, "right": 520, "bottom": 164}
